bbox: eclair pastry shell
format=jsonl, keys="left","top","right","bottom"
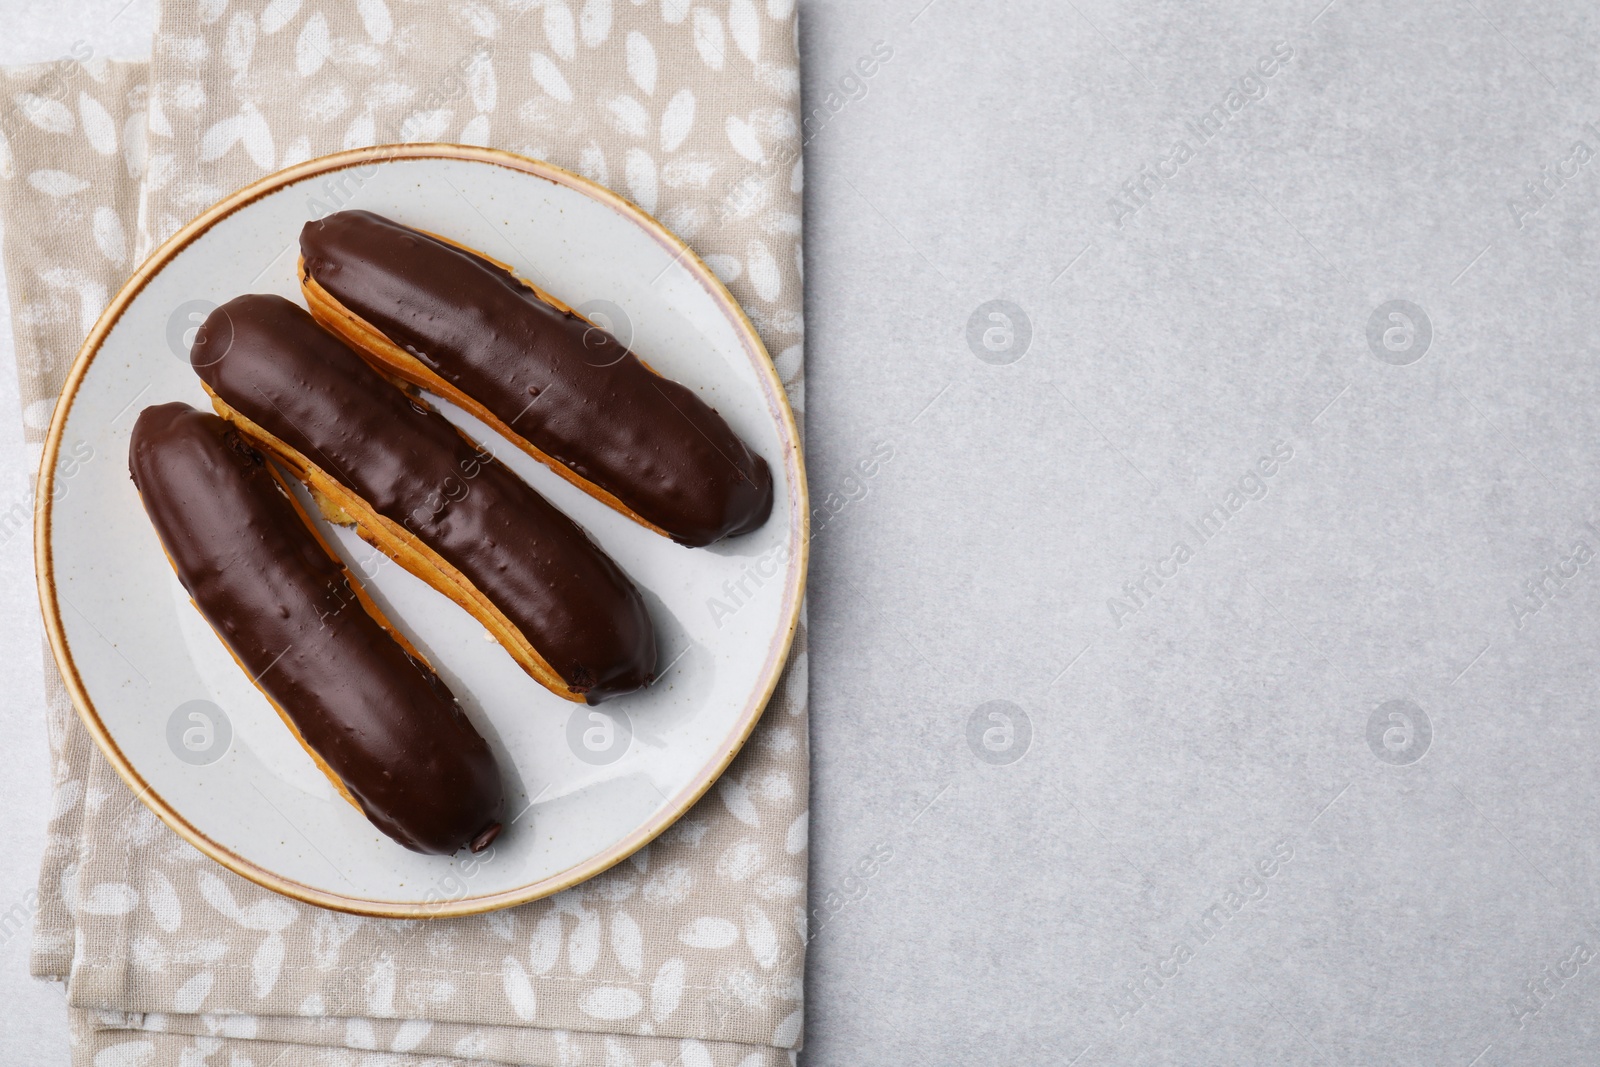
{"left": 298, "top": 248, "right": 676, "bottom": 541}
{"left": 139, "top": 462, "right": 367, "bottom": 816}
{"left": 128, "top": 403, "right": 504, "bottom": 855}
{"left": 201, "top": 381, "right": 584, "bottom": 703}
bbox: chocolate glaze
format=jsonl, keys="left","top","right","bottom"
{"left": 193, "top": 294, "right": 656, "bottom": 703}
{"left": 128, "top": 402, "right": 504, "bottom": 855}
{"left": 300, "top": 209, "right": 774, "bottom": 548}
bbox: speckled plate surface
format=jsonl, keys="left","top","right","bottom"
{"left": 35, "top": 145, "right": 806, "bottom": 917}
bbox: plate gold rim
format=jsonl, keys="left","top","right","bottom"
{"left": 33, "top": 143, "right": 809, "bottom": 919}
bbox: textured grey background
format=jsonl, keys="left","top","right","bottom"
{"left": 6, "top": 0, "right": 1600, "bottom": 1062}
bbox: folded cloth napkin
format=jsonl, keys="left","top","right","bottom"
{"left": 0, "top": 2, "right": 808, "bottom": 1063}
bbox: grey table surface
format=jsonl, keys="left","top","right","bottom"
{"left": 5, "top": 0, "right": 1600, "bottom": 1062}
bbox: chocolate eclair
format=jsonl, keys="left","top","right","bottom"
{"left": 298, "top": 209, "right": 774, "bottom": 548}
{"left": 192, "top": 294, "right": 655, "bottom": 703}
{"left": 128, "top": 402, "right": 504, "bottom": 855}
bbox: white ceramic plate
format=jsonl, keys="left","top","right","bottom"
{"left": 36, "top": 146, "right": 806, "bottom": 918}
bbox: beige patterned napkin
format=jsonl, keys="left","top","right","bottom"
{"left": 0, "top": 2, "right": 807, "bottom": 1063}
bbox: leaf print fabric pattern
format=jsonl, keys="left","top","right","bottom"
{"left": 0, "top": 3, "right": 806, "bottom": 1065}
